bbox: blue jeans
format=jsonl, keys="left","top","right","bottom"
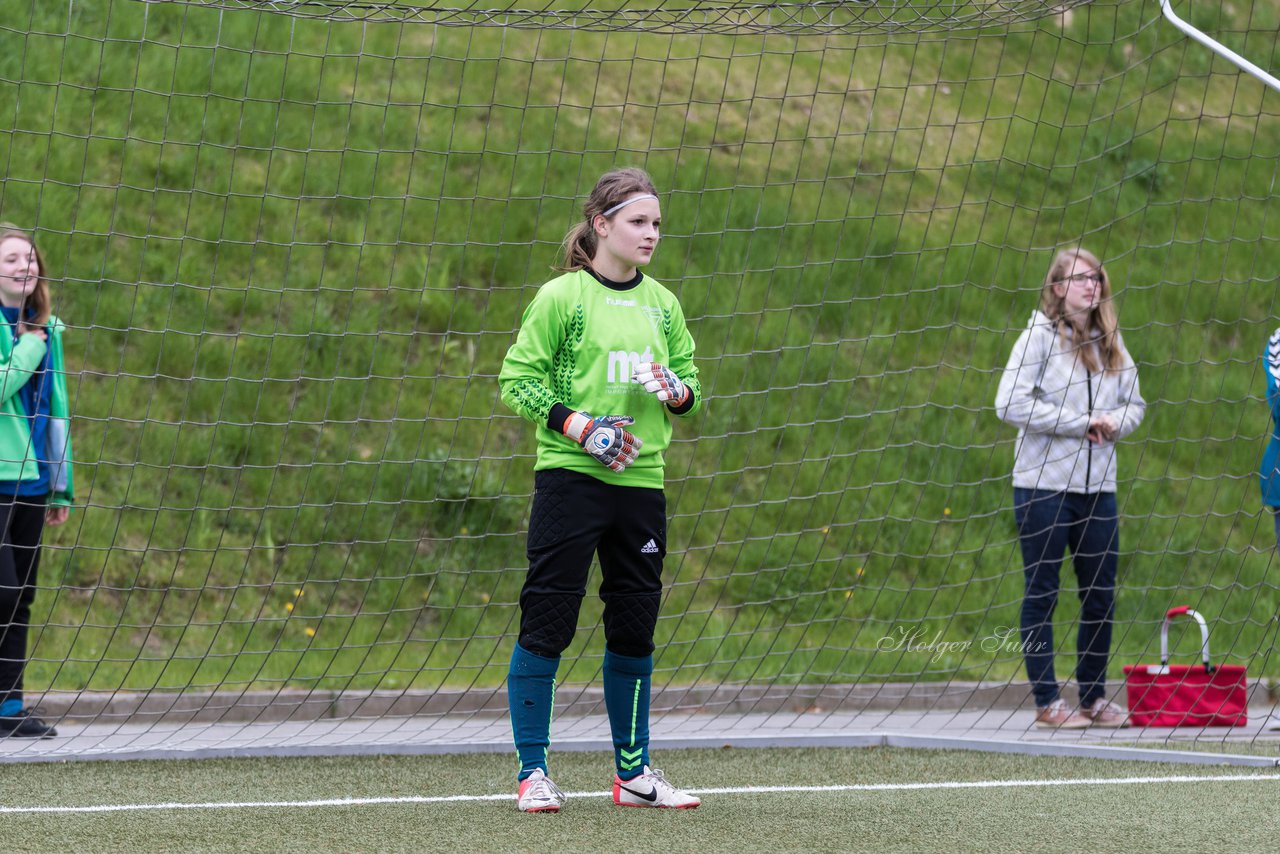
{"left": 1013, "top": 488, "right": 1119, "bottom": 708}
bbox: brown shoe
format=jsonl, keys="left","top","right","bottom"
{"left": 1081, "top": 698, "right": 1131, "bottom": 728}
{"left": 1033, "top": 698, "right": 1091, "bottom": 729}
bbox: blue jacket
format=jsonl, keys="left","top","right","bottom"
{"left": 1262, "top": 328, "right": 1280, "bottom": 508}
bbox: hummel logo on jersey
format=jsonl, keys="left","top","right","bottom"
{"left": 606, "top": 297, "right": 637, "bottom": 307}
{"left": 641, "top": 539, "right": 659, "bottom": 554}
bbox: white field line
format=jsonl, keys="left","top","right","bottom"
{"left": 3, "top": 772, "right": 1280, "bottom": 815}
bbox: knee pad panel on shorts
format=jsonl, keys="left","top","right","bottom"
{"left": 518, "top": 592, "right": 583, "bottom": 658}
{"left": 602, "top": 592, "right": 660, "bottom": 658}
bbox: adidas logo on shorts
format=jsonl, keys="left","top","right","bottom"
{"left": 640, "top": 539, "right": 659, "bottom": 554}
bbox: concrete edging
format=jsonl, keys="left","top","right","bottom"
{"left": 32, "top": 678, "right": 1276, "bottom": 725}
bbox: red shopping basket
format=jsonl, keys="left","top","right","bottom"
{"left": 1123, "top": 606, "right": 1247, "bottom": 727}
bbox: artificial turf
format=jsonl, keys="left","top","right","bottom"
{"left": 2, "top": 746, "right": 1278, "bottom": 852}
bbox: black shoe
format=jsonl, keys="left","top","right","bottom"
{"left": 0, "top": 709, "right": 58, "bottom": 739}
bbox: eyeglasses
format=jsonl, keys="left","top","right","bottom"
{"left": 1057, "top": 272, "right": 1103, "bottom": 285}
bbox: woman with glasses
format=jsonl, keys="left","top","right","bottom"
{"left": 995, "top": 248, "right": 1145, "bottom": 729}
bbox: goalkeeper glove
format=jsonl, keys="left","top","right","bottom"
{"left": 631, "top": 362, "right": 690, "bottom": 407}
{"left": 562, "top": 411, "right": 643, "bottom": 473}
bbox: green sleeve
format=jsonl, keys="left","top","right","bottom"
{"left": 0, "top": 334, "right": 49, "bottom": 406}
{"left": 500, "top": 286, "right": 566, "bottom": 425}
{"left": 665, "top": 297, "right": 701, "bottom": 417}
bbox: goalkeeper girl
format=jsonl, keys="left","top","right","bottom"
{"left": 0, "top": 226, "right": 75, "bottom": 739}
{"left": 995, "top": 247, "right": 1144, "bottom": 730}
{"left": 499, "top": 168, "right": 701, "bottom": 811}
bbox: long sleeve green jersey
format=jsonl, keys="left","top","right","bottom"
{"left": 499, "top": 269, "right": 701, "bottom": 489}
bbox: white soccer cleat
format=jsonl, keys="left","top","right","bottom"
{"left": 612, "top": 765, "right": 701, "bottom": 809}
{"left": 516, "top": 768, "right": 566, "bottom": 813}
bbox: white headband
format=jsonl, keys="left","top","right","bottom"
{"left": 600, "top": 194, "right": 658, "bottom": 218}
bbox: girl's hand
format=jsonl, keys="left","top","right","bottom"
{"left": 18, "top": 324, "right": 47, "bottom": 342}
{"left": 1086, "top": 414, "right": 1119, "bottom": 444}
{"left": 631, "top": 362, "right": 690, "bottom": 407}
{"left": 562, "top": 412, "right": 642, "bottom": 472}
{"left": 45, "top": 505, "right": 70, "bottom": 527}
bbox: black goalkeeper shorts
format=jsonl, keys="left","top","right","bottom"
{"left": 522, "top": 467, "right": 666, "bottom": 603}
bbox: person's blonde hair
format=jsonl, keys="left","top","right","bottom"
{"left": 1039, "top": 247, "right": 1124, "bottom": 373}
{"left": 0, "top": 224, "right": 51, "bottom": 327}
{"left": 559, "top": 168, "right": 659, "bottom": 272}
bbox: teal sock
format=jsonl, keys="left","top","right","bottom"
{"left": 603, "top": 649, "right": 651, "bottom": 780}
{"left": 509, "top": 643, "right": 559, "bottom": 781}
{"left": 0, "top": 699, "right": 21, "bottom": 717}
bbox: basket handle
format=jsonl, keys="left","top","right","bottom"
{"left": 1162, "top": 606, "right": 1214, "bottom": 672}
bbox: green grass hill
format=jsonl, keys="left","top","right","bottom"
{"left": 0, "top": 0, "right": 1276, "bottom": 694}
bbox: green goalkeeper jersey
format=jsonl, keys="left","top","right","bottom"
{"left": 500, "top": 268, "right": 701, "bottom": 489}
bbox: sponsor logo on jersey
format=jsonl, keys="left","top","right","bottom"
{"left": 607, "top": 347, "right": 654, "bottom": 383}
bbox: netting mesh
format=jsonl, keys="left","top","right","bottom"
{"left": 136, "top": 1, "right": 1098, "bottom": 34}
{"left": 0, "top": 0, "right": 1277, "bottom": 757}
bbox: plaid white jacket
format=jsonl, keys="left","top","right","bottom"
{"left": 995, "top": 310, "right": 1145, "bottom": 494}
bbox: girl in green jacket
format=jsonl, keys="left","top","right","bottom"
{"left": 0, "top": 226, "right": 75, "bottom": 739}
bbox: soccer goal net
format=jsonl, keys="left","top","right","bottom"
{"left": 0, "top": 0, "right": 1277, "bottom": 760}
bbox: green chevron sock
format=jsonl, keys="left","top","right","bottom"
{"left": 603, "top": 649, "right": 652, "bottom": 781}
